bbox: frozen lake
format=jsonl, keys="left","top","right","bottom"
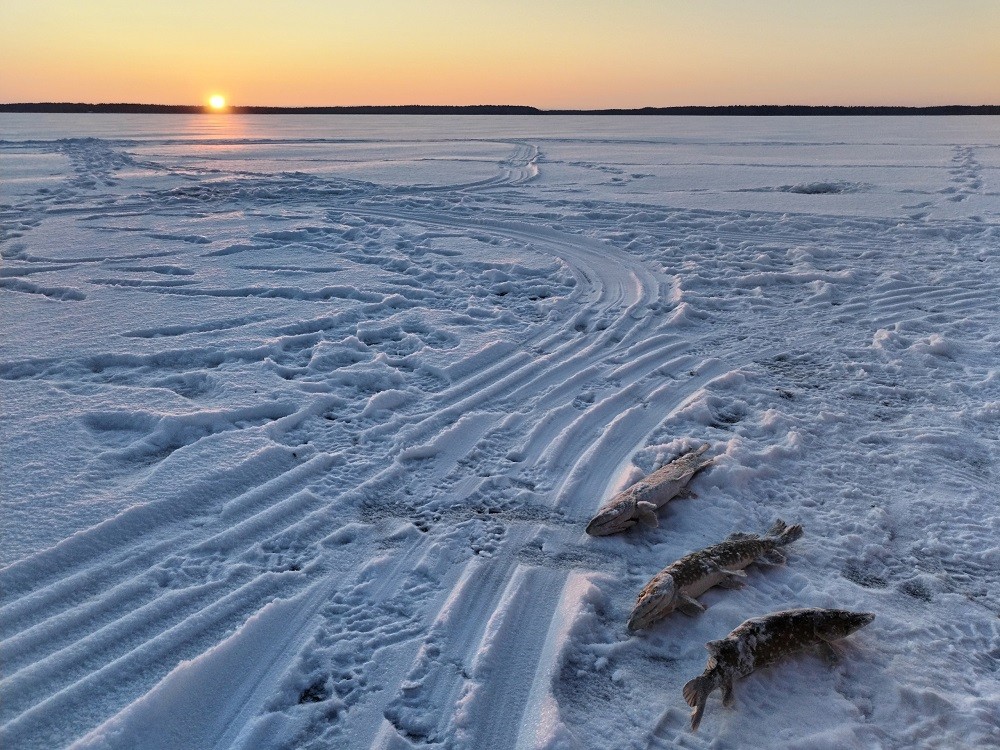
{"left": 2, "top": 115, "right": 998, "bottom": 749}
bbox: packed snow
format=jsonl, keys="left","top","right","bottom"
{"left": 1, "top": 115, "right": 998, "bottom": 749}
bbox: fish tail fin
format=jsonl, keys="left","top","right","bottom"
{"left": 682, "top": 675, "right": 713, "bottom": 731}
{"left": 767, "top": 519, "right": 804, "bottom": 545}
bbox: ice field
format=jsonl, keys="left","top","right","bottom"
{"left": 1, "top": 115, "right": 999, "bottom": 749}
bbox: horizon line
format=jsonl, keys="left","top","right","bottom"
{"left": 2, "top": 102, "right": 999, "bottom": 116}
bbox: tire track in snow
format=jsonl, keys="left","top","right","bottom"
{"left": 397, "top": 140, "right": 539, "bottom": 192}
{"left": 356, "top": 335, "right": 720, "bottom": 746}
{"left": 372, "top": 361, "right": 725, "bottom": 749}
{"left": 3, "top": 572, "right": 312, "bottom": 749}
{"left": 336, "top": 228, "right": 672, "bottom": 744}
{"left": 0, "top": 458, "right": 340, "bottom": 748}
{"left": 1, "top": 185, "right": 668, "bottom": 748}
{"left": 2, "top": 192, "right": 634, "bottom": 632}
{"left": 344, "top": 221, "right": 708, "bottom": 747}
{"left": 127, "top": 202, "right": 677, "bottom": 747}
{"left": 4, "top": 136, "right": 757, "bottom": 749}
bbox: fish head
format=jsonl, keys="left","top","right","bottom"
{"left": 815, "top": 609, "right": 875, "bottom": 640}
{"left": 627, "top": 575, "right": 677, "bottom": 631}
{"left": 585, "top": 498, "right": 637, "bottom": 536}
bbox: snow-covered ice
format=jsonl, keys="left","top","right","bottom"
{"left": 1, "top": 114, "right": 999, "bottom": 749}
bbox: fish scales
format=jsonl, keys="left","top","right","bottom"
{"left": 586, "top": 444, "right": 714, "bottom": 536}
{"left": 628, "top": 520, "right": 803, "bottom": 630}
{"left": 725, "top": 609, "right": 827, "bottom": 673}
{"left": 683, "top": 608, "right": 875, "bottom": 731}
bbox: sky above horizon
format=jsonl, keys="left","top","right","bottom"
{"left": 2, "top": 1, "right": 998, "bottom": 108}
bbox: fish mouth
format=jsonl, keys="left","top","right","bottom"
{"left": 585, "top": 511, "right": 632, "bottom": 536}
{"left": 850, "top": 612, "right": 876, "bottom": 630}
{"left": 586, "top": 520, "right": 634, "bottom": 536}
{"left": 627, "top": 603, "right": 670, "bottom": 631}
{"left": 627, "top": 607, "right": 651, "bottom": 631}
{"left": 828, "top": 610, "right": 875, "bottom": 637}
{"left": 628, "top": 581, "right": 677, "bottom": 631}
{"left": 585, "top": 517, "right": 613, "bottom": 536}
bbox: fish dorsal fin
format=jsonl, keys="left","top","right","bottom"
{"left": 636, "top": 501, "right": 659, "bottom": 527}
{"left": 726, "top": 531, "right": 756, "bottom": 541}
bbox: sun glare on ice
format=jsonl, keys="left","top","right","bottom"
{"left": 209, "top": 95, "right": 226, "bottom": 109}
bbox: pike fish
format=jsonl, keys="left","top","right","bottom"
{"left": 586, "top": 444, "right": 714, "bottom": 536}
{"left": 683, "top": 607, "right": 875, "bottom": 731}
{"left": 628, "top": 520, "right": 803, "bottom": 631}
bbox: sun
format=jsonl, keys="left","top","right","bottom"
{"left": 209, "top": 95, "right": 226, "bottom": 110}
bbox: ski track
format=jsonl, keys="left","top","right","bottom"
{"left": 2, "top": 120, "right": 999, "bottom": 750}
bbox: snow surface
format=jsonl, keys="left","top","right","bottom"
{"left": 1, "top": 114, "right": 999, "bottom": 749}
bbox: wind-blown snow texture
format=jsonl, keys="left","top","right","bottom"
{"left": 2, "top": 115, "right": 998, "bottom": 750}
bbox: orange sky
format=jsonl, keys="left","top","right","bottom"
{"left": 2, "top": 1, "right": 998, "bottom": 108}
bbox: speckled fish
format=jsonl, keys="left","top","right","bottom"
{"left": 627, "top": 520, "right": 803, "bottom": 631}
{"left": 585, "top": 444, "right": 714, "bottom": 536}
{"left": 683, "top": 608, "right": 875, "bottom": 731}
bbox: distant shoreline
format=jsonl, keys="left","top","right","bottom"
{"left": 2, "top": 103, "right": 998, "bottom": 116}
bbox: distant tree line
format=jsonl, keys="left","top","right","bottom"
{"left": 1, "top": 103, "right": 997, "bottom": 115}
{"left": 549, "top": 105, "right": 1000, "bottom": 116}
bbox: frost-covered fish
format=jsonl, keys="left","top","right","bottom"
{"left": 585, "top": 444, "right": 714, "bottom": 536}
{"left": 627, "top": 520, "right": 803, "bottom": 631}
{"left": 683, "top": 608, "right": 875, "bottom": 731}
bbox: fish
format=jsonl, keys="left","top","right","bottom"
{"left": 682, "top": 607, "right": 875, "bottom": 731}
{"left": 627, "top": 520, "right": 803, "bottom": 631}
{"left": 585, "top": 444, "right": 714, "bottom": 536}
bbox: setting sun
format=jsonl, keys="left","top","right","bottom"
{"left": 209, "top": 94, "right": 225, "bottom": 109}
